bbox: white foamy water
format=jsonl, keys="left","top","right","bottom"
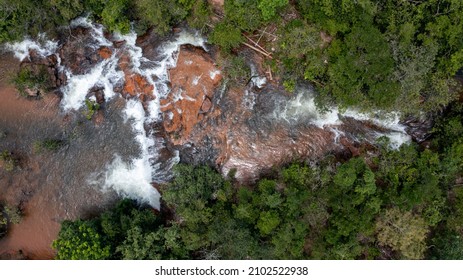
{"left": 250, "top": 63, "right": 267, "bottom": 89}
{"left": 5, "top": 16, "right": 412, "bottom": 209}
{"left": 101, "top": 100, "right": 160, "bottom": 209}
{"left": 278, "top": 87, "right": 411, "bottom": 148}
{"left": 60, "top": 18, "right": 122, "bottom": 110}
{"left": 61, "top": 59, "right": 123, "bottom": 110}
{"left": 5, "top": 18, "right": 205, "bottom": 209}
{"left": 5, "top": 34, "right": 58, "bottom": 61}
{"left": 96, "top": 27, "right": 204, "bottom": 208}
{"left": 76, "top": 20, "right": 204, "bottom": 208}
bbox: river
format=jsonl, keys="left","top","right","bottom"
{"left": 0, "top": 18, "right": 415, "bottom": 259}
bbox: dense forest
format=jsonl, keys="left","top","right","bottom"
{"left": 1, "top": 0, "right": 463, "bottom": 259}
{"left": 53, "top": 126, "right": 463, "bottom": 260}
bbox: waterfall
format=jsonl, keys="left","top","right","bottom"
{"left": 5, "top": 17, "right": 412, "bottom": 210}
{"left": 5, "top": 17, "right": 206, "bottom": 209}
{"left": 276, "top": 86, "right": 411, "bottom": 149}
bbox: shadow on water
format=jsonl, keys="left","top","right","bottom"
{"left": 0, "top": 54, "right": 141, "bottom": 259}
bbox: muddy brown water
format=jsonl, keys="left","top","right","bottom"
{"left": 0, "top": 54, "right": 142, "bottom": 259}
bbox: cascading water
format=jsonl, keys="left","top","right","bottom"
{"left": 5, "top": 17, "right": 206, "bottom": 210}
{"left": 5, "top": 34, "right": 58, "bottom": 61}
{"left": 275, "top": 85, "right": 411, "bottom": 149}
{"left": 5, "top": 17, "right": 412, "bottom": 210}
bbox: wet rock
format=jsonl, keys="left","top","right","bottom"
{"left": 162, "top": 44, "right": 222, "bottom": 145}
{"left": 113, "top": 40, "right": 126, "bottom": 48}
{"left": 46, "top": 54, "right": 58, "bottom": 67}
{"left": 86, "top": 86, "right": 105, "bottom": 105}
{"left": 56, "top": 70, "right": 67, "bottom": 87}
{"left": 200, "top": 97, "right": 212, "bottom": 113}
{"left": 27, "top": 49, "right": 48, "bottom": 65}
{"left": 135, "top": 28, "right": 166, "bottom": 60}
{"left": 178, "top": 137, "right": 219, "bottom": 167}
{"left": 98, "top": 46, "right": 112, "bottom": 59}
{"left": 59, "top": 27, "right": 105, "bottom": 75}
{"left": 123, "top": 73, "right": 154, "bottom": 98}
{"left": 47, "top": 66, "right": 57, "bottom": 86}
{"left": 24, "top": 88, "right": 39, "bottom": 97}
{"left": 93, "top": 110, "right": 105, "bottom": 126}
{"left": 401, "top": 115, "right": 433, "bottom": 143}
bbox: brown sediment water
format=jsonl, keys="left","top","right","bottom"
{"left": 0, "top": 53, "right": 139, "bottom": 259}
{"left": 0, "top": 19, "right": 424, "bottom": 259}
{"left": 0, "top": 60, "right": 61, "bottom": 258}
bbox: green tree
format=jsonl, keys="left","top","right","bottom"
{"left": 258, "top": 0, "right": 288, "bottom": 20}
{"left": 52, "top": 220, "right": 111, "bottom": 260}
{"left": 323, "top": 158, "right": 381, "bottom": 259}
{"left": 50, "top": 0, "right": 84, "bottom": 21}
{"left": 116, "top": 226, "right": 166, "bottom": 260}
{"left": 429, "top": 231, "right": 463, "bottom": 260}
{"left": 208, "top": 22, "right": 242, "bottom": 52}
{"left": 324, "top": 23, "right": 399, "bottom": 109}
{"left": 257, "top": 210, "right": 281, "bottom": 235}
{"left": 100, "top": 0, "right": 131, "bottom": 33}
{"left": 133, "top": 0, "right": 192, "bottom": 35}
{"left": 376, "top": 207, "right": 429, "bottom": 259}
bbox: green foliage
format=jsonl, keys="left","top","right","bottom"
{"left": 446, "top": 187, "right": 463, "bottom": 234}
{"left": 186, "top": 0, "right": 211, "bottom": 30}
{"left": 209, "top": 22, "right": 243, "bottom": 52}
{"left": 0, "top": 205, "right": 22, "bottom": 226}
{"left": 375, "top": 144, "right": 444, "bottom": 214}
{"left": 53, "top": 220, "right": 111, "bottom": 260}
{"left": 52, "top": 199, "right": 183, "bottom": 260}
{"left": 276, "top": 19, "right": 325, "bottom": 83}
{"left": 162, "top": 164, "right": 227, "bottom": 251}
{"left": 0, "top": 0, "right": 59, "bottom": 42}
{"left": 323, "top": 158, "right": 380, "bottom": 259}
{"left": 376, "top": 207, "right": 429, "bottom": 260}
{"left": 33, "top": 139, "right": 65, "bottom": 153}
{"left": 324, "top": 23, "right": 398, "bottom": 109}
{"left": 133, "top": 0, "right": 191, "bottom": 35}
{"left": 257, "top": 210, "right": 280, "bottom": 235}
{"left": 84, "top": 99, "right": 100, "bottom": 120}
{"left": 0, "top": 204, "right": 22, "bottom": 238}
{"left": 224, "top": 0, "right": 264, "bottom": 32}
{"left": 283, "top": 80, "right": 296, "bottom": 93}
{"left": 429, "top": 231, "right": 463, "bottom": 260}
{"left": 218, "top": 54, "right": 250, "bottom": 86}
{"left": 50, "top": 0, "right": 84, "bottom": 21}
{"left": 12, "top": 66, "right": 52, "bottom": 98}
{"left": 286, "top": 0, "right": 463, "bottom": 112}
{"left": 432, "top": 103, "right": 463, "bottom": 150}
{"left": 0, "top": 150, "right": 17, "bottom": 172}
{"left": 116, "top": 226, "right": 165, "bottom": 260}
{"left": 258, "top": 0, "right": 288, "bottom": 21}
{"left": 100, "top": 0, "right": 131, "bottom": 34}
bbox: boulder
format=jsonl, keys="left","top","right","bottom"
{"left": 161, "top": 44, "right": 222, "bottom": 145}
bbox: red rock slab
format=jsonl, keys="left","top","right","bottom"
{"left": 123, "top": 72, "right": 154, "bottom": 98}
{"left": 162, "top": 44, "right": 222, "bottom": 145}
{"left": 98, "top": 46, "right": 113, "bottom": 59}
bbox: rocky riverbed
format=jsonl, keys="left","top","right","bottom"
{"left": 0, "top": 18, "right": 430, "bottom": 258}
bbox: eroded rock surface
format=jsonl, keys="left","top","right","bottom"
{"left": 161, "top": 44, "right": 222, "bottom": 145}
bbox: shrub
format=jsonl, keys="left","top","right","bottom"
{"left": 84, "top": 99, "right": 100, "bottom": 120}
{"left": 209, "top": 22, "right": 242, "bottom": 52}
{"left": 258, "top": 0, "right": 288, "bottom": 21}
{"left": 12, "top": 66, "right": 52, "bottom": 97}
{"left": 0, "top": 150, "right": 16, "bottom": 172}
{"left": 33, "top": 139, "right": 65, "bottom": 153}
